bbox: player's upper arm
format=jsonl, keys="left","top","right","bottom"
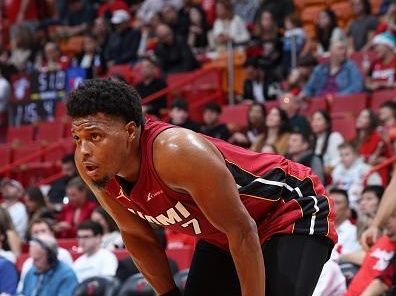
{"left": 154, "top": 129, "right": 256, "bottom": 236}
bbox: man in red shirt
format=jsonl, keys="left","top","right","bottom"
{"left": 366, "top": 32, "right": 396, "bottom": 91}
{"left": 54, "top": 177, "right": 97, "bottom": 238}
{"left": 346, "top": 212, "right": 396, "bottom": 295}
{"left": 67, "top": 79, "right": 336, "bottom": 296}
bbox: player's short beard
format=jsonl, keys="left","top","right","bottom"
{"left": 93, "top": 176, "right": 110, "bottom": 189}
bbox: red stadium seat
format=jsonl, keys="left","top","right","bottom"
{"left": 219, "top": 104, "right": 249, "bottom": 129}
{"left": 371, "top": 89, "right": 396, "bottom": 112}
{"left": 302, "top": 96, "right": 328, "bottom": 116}
{"left": 43, "top": 139, "right": 74, "bottom": 162}
{"left": 264, "top": 100, "right": 280, "bottom": 112}
{"left": 6, "top": 125, "right": 35, "bottom": 145}
{"left": 13, "top": 143, "right": 42, "bottom": 163}
{"left": 37, "top": 121, "right": 65, "bottom": 144}
{"left": 57, "top": 238, "right": 79, "bottom": 251}
{"left": 330, "top": 93, "right": 368, "bottom": 115}
{"left": 331, "top": 112, "right": 356, "bottom": 141}
{"left": 55, "top": 101, "right": 67, "bottom": 118}
{"left": 0, "top": 144, "right": 12, "bottom": 167}
{"left": 16, "top": 253, "right": 30, "bottom": 272}
{"left": 166, "top": 246, "right": 194, "bottom": 270}
{"left": 108, "top": 64, "right": 134, "bottom": 85}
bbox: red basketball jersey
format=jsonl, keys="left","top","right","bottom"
{"left": 105, "top": 119, "right": 337, "bottom": 250}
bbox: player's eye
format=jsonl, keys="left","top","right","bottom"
{"left": 91, "top": 133, "right": 101, "bottom": 141}
{"left": 73, "top": 135, "right": 80, "bottom": 142}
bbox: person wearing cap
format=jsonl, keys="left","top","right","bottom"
{"left": 366, "top": 32, "right": 396, "bottom": 91}
{"left": 104, "top": 9, "right": 141, "bottom": 66}
{"left": 0, "top": 179, "right": 28, "bottom": 240}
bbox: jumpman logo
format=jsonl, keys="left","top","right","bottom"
{"left": 116, "top": 188, "right": 131, "bottom": 202}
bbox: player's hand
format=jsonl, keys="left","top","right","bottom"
{"left": 361, "top": 226, "right": 380, "bottom": 251}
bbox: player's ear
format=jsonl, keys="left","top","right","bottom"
{"left": 125, "top": 121, "right": 138, "bottom": 141}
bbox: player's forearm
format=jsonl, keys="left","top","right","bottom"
{"left": 361, "top": 279, "right": 389, "bottom": 296}
{"left": 228, "top": 223, "right": 265, "bottom": 296}
{"left": 372, "top": 174, "right": 396, "bottom": 228}
{"left": 121, "top": 231, "right": 177, "bottom": 294}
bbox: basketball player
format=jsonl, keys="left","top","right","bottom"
{"left": 67, "top": 79, "right": 337, "bottom": 296}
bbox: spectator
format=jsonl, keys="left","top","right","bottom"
{"left": 0, "top": 68, "right": 11, "bottom": 140}
{"left": 58, "top": 0, "right": 95, "bottom": 37}
{"left": 161, "top": 4, "right": 188, "bottom": 38}
{"left": 282, "top": 13, "right": 310, "bottom": 75}
{"left": 93, "top": 17, "right": 111, "bottom": 53}
{"left": 200, "top": 102, "right": 230, "bottom": 141}
{"left": 358, "top": 185, "right": 385, "bottom": 217}
{"left": 0, "top": 179, "right": 28, "bottom": 240}
{"left": 4, "top": 0, "right": 38, "bottom": 27}
{"left": 228, "top": 103, "right": 266, "bottom": 147}
{"left": 75, "top": 34, "right": 107, "bottom": 79}
{"left": 286, "top": 130, "right": 325, "bottom": 182}
{"left": 55, "top": 177, "right": 97, "bottom": 238}
{"left": 345, "top": 213, "right": 396, "bottom": 296}
{"left": 24, "top": 187, "right": 54, "bottom": 235}
{"left": 378, "top": 100, "right": 396, "bottom": 148}
{"left": 331, "top": 188, "right": 361, "bottom": 255}
{"left": 242, "top": 57, "right": 280, "bottom": 103}
{"left": 375, "top": 1, "right": 396, "bottom": 35}
{"left": 136, "top": 0, "right": 183, "bottom": 25}
{"left": 332, "top": 142, "right": 382, "bottom": 208}
{"left": 0, "top": 220, "right": 17, "bottom": 264}
{"left": 168, "top": 99, "right": 201, "bottom": 132}
{"left": 21, "top": 234, "right": 78, "bottom": 296}
{"left": 366, "top": 32, "right": 396, "bottom": 91}
{"left": 187, "top": 6, "right": 209, "bottom": 52}
{"left": 98, "top": 0, "right": 129, "bottom": 19}
{"left": 73, "top": 221, "right": 118, "bottom": 282}
{"left": 310, "top": 110, "right": 344, "bottom": 173}
{"left": 105, "top": 9, "right": 141, "bottom": 65}
{"left": 154, "top": 23, "right": 198, "bottom": 74}
{"left": 9, "top": 25, "right": 36, "bottom": 71}
{"left": 19, "top": 218, "right": 74, "bottom": 293}
{"left": 47, "top": 154, "right": 78, "bottom": 206}
{"left": 302, "top": 40, "right": 364, "bottom": 97}
{"left": 347, "top": 0, "right": 379, "bottom": 51}
{"left": 36, "top": 41, "right": 70, "bottom": 72}
{"left": 0, "top": 224, "right": 18, "bottom": 296}
{"left": 258, "top": 0, "right": 295, "bottom": 27}
{"left": 287, "top": 54, "right": 318, "bottom": 94}
{"left": 135, "top": 57, "right": 167, "bottom": 118}
{"left": 91, "top": 207, "right": 123, "bottom": 250}
{"left": 211, "top": 0, "right": 250, "bottom": 51}
{"left": 279, "top": 92, "right": 311, "bottom": 135}
{"left": 315, "top": 8, "right": 346, "bottom": 56}
{"left": 355, "top": 109, "right": 387, "bottom": 166}
{"left": 0, "top": 207, "right": 21, "bottom": 260}
{"left": 231, "top": 0, "right": 259, "bottom": 24}
{"left": 250, "top": 10, "right": 283, "bottom": 77}
{"left": 251, "top": 107, "right": 290, "bottom": 155}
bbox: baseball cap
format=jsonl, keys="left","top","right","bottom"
{"left": 372, "top": 32, "right": 396, "bottom": 51}
{"left": 111, "top": 10, "right": 130, "bottom": 25}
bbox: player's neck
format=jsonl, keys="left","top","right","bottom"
{"left": 117, "top": 134, "right": 142, "bottom": 183}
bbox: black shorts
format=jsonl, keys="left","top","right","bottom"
{"left": 184, "top": 234, "right": 333, "bottom": 296}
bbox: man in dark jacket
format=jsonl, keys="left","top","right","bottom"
{"left": 105, "top": 9, "right": 141, "bottom": 65}
{"left": 154, "top": 23, "right": 198, "bottom": 74}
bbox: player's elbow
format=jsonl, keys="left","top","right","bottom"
{"left": 227, "top": 217, "right": 259, "bottom": 246}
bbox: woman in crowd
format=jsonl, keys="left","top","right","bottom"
{"left": 91, "top": 207, "right": 123, "bottom": 250}
{"left": 187, "top": 6, "right": 209, "bottom": 52}
{"left": 0, "top": 207, "right": 21, "bottom": 260}
{"left": 251, "top": 107, "right": 290, "bottom": 155}
{"left": 75, "top": 34, "right": 107, "bottom": 79}
{"left": 228, "top": 103, "right": 267, "bottom": 148}
{"left": 315, "top": 8, "right": 346, "bottom": 56}
{"left": 211, "top": 0, "right": 250, "bottom": 51}
{"left": 24, "top": 187, "right": 54, "bottom": 237}
{"left": 311, "top": 110, "right": 344, "bottom": 174}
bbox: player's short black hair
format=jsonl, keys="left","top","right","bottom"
{"left": 67, "top": 79, "right": 144, "bottom": 127}
{"left": 77, "top": 220, "right": 104, "bottom": 236}
{"left": 329, "top": 188, "right": 349, "bottom": 206}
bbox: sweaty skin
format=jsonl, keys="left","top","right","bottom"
{"left": 71, "top": 113, "right": 265, "bottom": 296}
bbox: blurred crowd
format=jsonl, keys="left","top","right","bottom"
{"left": 0, "top": 0, "right": 395, "bottom": 295}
